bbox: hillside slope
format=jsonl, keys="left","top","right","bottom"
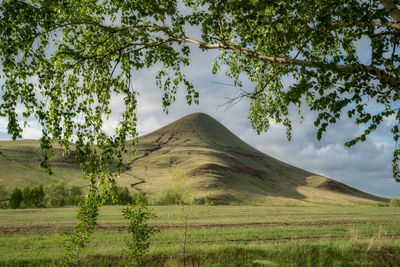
{"left": 0, "top": 140, "right": 86, "bottom": 190}
{"left": 0, "top": 113, "right": 387, "bottom": 205}
{"left": 117, "top": 113, "right": 386, "bottom": 205}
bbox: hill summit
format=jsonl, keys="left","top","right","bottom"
{"left": 139, "top": 112, "right": 257, "bottom": 151}
{"left": 0, "top": 113, "right": 386, "bottom": 205}
{"left": 118, "top": 112, "right": 385, "bottom": 205}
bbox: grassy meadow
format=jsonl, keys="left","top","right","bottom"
{"left": 1, "top": 205, "right": 400, "bottom": 266}
{"left": 0, "top": 115, "right": 398, "bottom": 266}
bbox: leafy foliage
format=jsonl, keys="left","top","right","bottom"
{"left": 0, "top": 0, "right": 399, "bottom": 180}
{"left": 122, "top": 198, "right": 158, "bottom": 266}
{"left": 65, "top": 178, "right": 101, "bottom": 264}
{"left": 0, "top": 182, "right": 8, "bottom": 208}
{"left": 9, "top": 188, "right": 22, "bottom": 209}
{"left": 103, "top": 186, "right": 148, "bottom": 205}
{"left": 153, "top": 189, "right": 181, "bottom": 205}
{"left": 29, "top": 184, "right": 46, "bottom": 207}
{"left": 389, "top": 198, "right": 400, "bottom": 206}
{"left": 8, "top": 185, "right": 45, "bottom": 208}
{"left": 1, "top": 0, "right": 399, "bottom": 262}
{"left": 45, "top": 182, "right": 84, "bottom": 207}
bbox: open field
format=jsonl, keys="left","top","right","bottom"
{"left": 1, "top": 205, "right": 400, "bottom": 266}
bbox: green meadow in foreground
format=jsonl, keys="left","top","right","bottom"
{"left": 0, "top": 114, "right": 396, "bottom": 266}
{"left": 1, "top": 205, "right": 400, "bottom": 266}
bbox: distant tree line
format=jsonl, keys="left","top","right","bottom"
{"left": 0, "top": 182, "right": 143, "bottom": 209}
{"left": 9, "top": 184, "right": 46, "bottom": 208}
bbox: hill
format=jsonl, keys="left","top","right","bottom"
{"left": 0, "top": 113, "right": 387, "bottom": 205}
{"left": 117, "top": 113, "right": 387, "bottom": 205}
{"left": 0, "top": 140, "right": 86, "bottom": 190}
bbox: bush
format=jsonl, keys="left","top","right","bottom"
{"left": 0, "top": 181, "right": 8, "bottom": 199}
{"left": 0, "top": 181, "right": 9, "bottom": 208}
{"left": 45, "top": 182, "right": 84, "bottom": 207}
{"left": 69, "top": 186, "right": 83, "bottom": 197}
{"left": 30, "top": 184, "right": 45, "bottom": 207}
{"left": 101, "top": 186, "right": 149, "bottom": 206}
{"left": 9, "top": 188, "right": 22, "bottom": 209}
{"left": 153, "top": 190, "right": 180, "bottom": 205}
{"left": 46, "top": 182, "right": 68, "bottom": 207}
{"left": 132, "top": 191, "right": 148, "bottom": 205}
{"left": 9, "top": 185, "right": 46, "bottom": 208}
{"left": 117, "top": 186, "right": 133, "bottom": 205}
{"left": 66, "top": 186, "right": 84, "bottom": 206}
{"left": 122, "top": 198, "right": 158, "bottom": 265}
{"left": 389, "top": 198, "right": 400, "bottom": 207}
{"left": 21, "top": 186, "right": 31, "bottom": 207}
{"left": 376, "top": 202, "right": 389, "bottom": 207}
{"left": 192, "top": 197, "right": 214, "bottom": 205}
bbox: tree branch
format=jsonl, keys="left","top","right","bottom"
{"left": 379, "top": 0, "right": 400, "bottom": 22}
{"left": 171, "top": 37, "right": 400, "bottom": 87}
{"left": 331, "top": 20, "right": 400, "bottom": 30}
{"left": 371, "top": 30, "right": 398, "bottom": 37}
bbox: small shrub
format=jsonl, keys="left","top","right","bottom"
{"left": 66, "top": 186, "right": 84, "bottom": 206}
{"left": 153, "top": 190, "right": 180, "bottom": 205}
{"left": 0, "top": 181, "right": 8, "bottom": 199}
{"left": 69, "top": 186, "right": 83, "bottom": 197}
{"left": 46, "top": 182, "right": 84, "bottom": 207}
{"left": 376, "top": 202, "right": 389, "bottom": 207}
{"left": 123, "top": 199, "right": 158, "bottom": 266}
{"left": 30, "top": 184, "right": 45, "bottom": 207}
{"left": 192, "top": 197, "right": 206, "bottom": 205}
{"left": 0, "top": 182, "right": 9, "bottom": 208}
{"left": 389, "top": 198, "right": 400, "bottom": 207}
{"left": 46, "top": 182, "right": 68, "bottom": 207}
{"left": 132, "top": 191, "right": 148, "bottom": 205}
{"left": 9, "top": 188, "right": 22, "bottom": 209}
{"left": 103, "top": 186, "right": 137, "bottom": 205}
{"left": 21, "top": 186, "right": 31, "bottom": 207}
{"left": 117, "top": 186, "right": 133, "bottom": 205}
{"left": 192, "top": 197, "right": 214, "bottom": 205}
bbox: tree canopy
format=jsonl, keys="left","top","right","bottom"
{"left": 0, "top": 0, "right": 400, "bottom": 180}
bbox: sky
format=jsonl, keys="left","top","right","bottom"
{"left": 1, "top": 33, "right": 399, "bottom": 199}
{"left": 128, "top": 47, "right": 400, "bottom": 199}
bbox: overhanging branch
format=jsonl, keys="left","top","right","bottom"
{"left": 172, "top": 37, "right": 400, "bottom": 88}
{"left": 379, "top": 0, "right": 400, "bottom": 22}
{"left": 331, "top": 20, "right": 400, "bottom": 30}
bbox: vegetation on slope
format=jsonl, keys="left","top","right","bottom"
{"left": 118, "top": 113, "right": 387, "bottom": 205}
{"left": 0, "top": 113, "right": 388, "bottom": 206}
{"left": 0, "top": 140, "right": 85, "bottom": 190}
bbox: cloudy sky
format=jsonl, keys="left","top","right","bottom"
{"left": 1, "top": 36, "right": 399, "bottom": 199}
{"left": 129, "top": 47, "right": 400, "bottom": 199}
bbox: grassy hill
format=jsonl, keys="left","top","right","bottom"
{"left": 0, "top": 140, "right": 86, "bottom": 190}
{"left": 117, "top": 113, "right": 387, "bottom": 205}
{"left": 0, "top": 113, "right": 387, "bottom": 205}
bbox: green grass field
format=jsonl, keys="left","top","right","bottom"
{"left": 1, "top": 205, "right": 400, "bottom": 266}
{"left": 0, "top": 114, "right": 397, "bottom": 266}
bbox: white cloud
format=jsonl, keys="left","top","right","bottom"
{"left": 21, "top": 127, "right": 42, "bottom": 139}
